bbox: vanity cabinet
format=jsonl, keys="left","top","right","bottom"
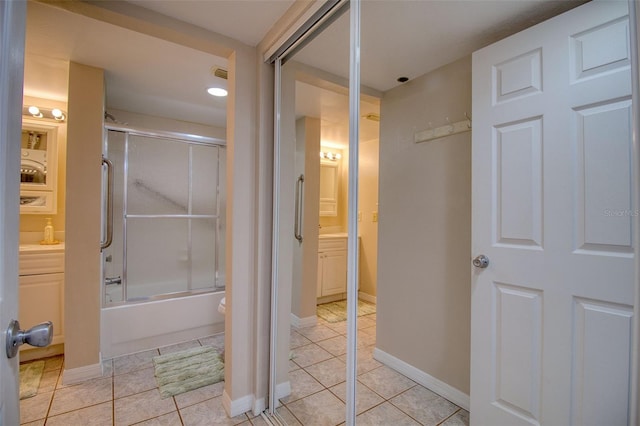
{"left": 317, "top": 237, "right": 347, "bottom": 298}
{"left": 19, "top": 245, "right": 65, "bottom": 355}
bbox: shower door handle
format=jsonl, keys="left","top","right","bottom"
{"left": 294, "top": 174, "right": 304, "bottom": 243}
{"left": 101, "top": 157, "right": 114, "bottom": 250}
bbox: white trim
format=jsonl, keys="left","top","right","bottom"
{"left": 263, "top": 1, "right": 335, "bottom": 62}
{"left": 252, "top": 397, "right": 266, "bottom": 416}
{"left": 275, "top": 380, "right": 291, "bottom": 401}
{"left": 358, "top": 291, "right": 376, "bottom": 304}
{"left": 61, "top": 362, "right": 103, "bottom": 385}
{"left": 345, "top": 1, "right": 361, "bottom": 424}
{"left": 290, "top": 313, "right": 317, "bottom": 329}
{"left": 628, "top": 1, "right": 640, "bottom": 424}
{"left": 373, "top": 347, "right": 470, "bottom": 411}
{"left": 222, "top": 390, "right": 253, "bottom": 418}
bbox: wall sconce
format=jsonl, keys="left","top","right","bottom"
{"left": 320, "top": 151, "right": 342, "bottom": 161}
{"left": 23, "top": 105, "right": 66, "bottom": 122}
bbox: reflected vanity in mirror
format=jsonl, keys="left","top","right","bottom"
{"left": 20, "top": 117, "right": 59, "bottom": 214}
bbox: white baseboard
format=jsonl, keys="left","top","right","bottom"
{"left": 62, "top": 362, "right": 103, "bottom": 385}
{"left": 222, "top": 390, "right": 254, "bottom": 418}
{"left": 373, "top": 347, "right": 469, "bottom": 411}
{"left": 290, "top": 313, "right": 317, "bottom": 329}
{"left": 358, "top": 292, "right": 377, "bottom": 304}
{"left": 252, "top": 381, "right": 290, "bottom": 415}
{"left": 275, "top": 380, "right": 291, "bottom": 400}
{"left": 252, "top": 397, "right": 266, "bottom": 416}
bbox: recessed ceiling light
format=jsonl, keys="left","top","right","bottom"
{"left": 207, "top": 87, "right": 228, "bottom": 97}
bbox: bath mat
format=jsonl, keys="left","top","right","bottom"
{"left": 317, "top": 300, "right": 376, "bottom": 323}
{"left": 153, "top": 346, "right": 224, "bottom": 398}
{"left": 19, "top": 360, "right": 45, "bottom": 400}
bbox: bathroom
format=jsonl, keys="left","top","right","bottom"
{"left": 17, "top": 1, "right": 228, "bottom": 377}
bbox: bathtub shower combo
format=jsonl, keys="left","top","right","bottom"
{"left": 100, "top": 127, "right": 226, "bottom": 358}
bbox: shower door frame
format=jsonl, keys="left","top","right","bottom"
{"left": 102, "top": 124, "right": 226, "bottom": 306}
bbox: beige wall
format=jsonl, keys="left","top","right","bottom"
{"left": 358, "top": 139, "right": 379, "bottom": 298}
{"left": 377, "top": 56, "right": 472, "bottom": 394}
{"left": 291, "top": 117, "right": 320, "bottom": 318}
{"left": 20, "top": 96, "right": 67, "bottom": 234}
{"left": 292, "top": 117, "right": 321, "bottom": 320}
{"left": 64, "top": 62, "right": 104, "bottom": 370}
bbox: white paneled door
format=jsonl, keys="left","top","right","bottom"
{"left": 471, "top": 2, "right": 634, "bottom": 425}
{"left": 0, "top": 1, "right": 26, "bottom": 424}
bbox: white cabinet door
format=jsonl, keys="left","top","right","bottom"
{"left": 19, "top": 273, "right": 65, "bottom": 347}
{"left": 321, "top": 250, "right": 347, "bottom": 296}
{"left": 471, "top": 2, "right": 633, "bottom": 425}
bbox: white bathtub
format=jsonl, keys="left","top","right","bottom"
{"left": 100, "top": 290, "right": 225, "bottom": 359}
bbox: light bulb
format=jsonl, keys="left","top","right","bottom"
{"left": 52, "top": 108, "right": 63, "bottom": 118}
{"left": 207, "top": 87, "right": 228, "bottom": 97}
{"left": 28, "top": 106, "right": 41, "bottom": 117}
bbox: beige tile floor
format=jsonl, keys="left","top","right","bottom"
{"left": 19, "top": 312, "right": 469, "bottom": 425}
{"left": 282, "top": 313, "right": 469, "bottom": 426}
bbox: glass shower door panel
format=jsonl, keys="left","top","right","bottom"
{"left": 191, "top": 144, "right": 218, "bottom": 215}
{"left": 126, "top": 218, "right": 189, "bottom": 299}
{"left": 217, "top": 148, "right": 226, "bottom": 288}
{"left": 127, "top": 135, "right": 189, "bottom": 215}
{"left": 190, "top": 218, "right": 216, "bottom": 290}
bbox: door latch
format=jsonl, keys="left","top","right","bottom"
{"left": 5, "top": 320, "right": 53, "bottom": 359}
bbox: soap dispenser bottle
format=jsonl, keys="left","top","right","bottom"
{"left": 43, "top": 217, "right": 54, "bottom": 244}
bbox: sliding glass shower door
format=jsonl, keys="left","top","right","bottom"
{"left": 103, "top": 129, "right": 226, "bottom": 305}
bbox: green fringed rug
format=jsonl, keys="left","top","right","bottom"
{"left": 317, "top": 300, "right": 377, "bottom": 323}
{"left": 19, "top": 360, "right": 45, "bottom": 400}
{"left": 153, "top": 346, "right": 224, "bottom": 398}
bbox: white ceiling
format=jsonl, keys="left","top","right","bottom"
{"left": 23, "top": 0, "right": 584, "bottom": 133}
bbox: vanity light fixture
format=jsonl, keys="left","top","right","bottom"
{"left": 320, "top": 151, "right": 342, "bottom": 161}
{"left": 207, "top": 87, "right": 228, "bottom": 97}
{"left": 51, "top": 108, "right": 65, "bottom": 121}
{"left": 28, "top": 106, "right": 43, "bottom": 118}
{"left": 23, "top": 106, "right": 66, "bottom": 122}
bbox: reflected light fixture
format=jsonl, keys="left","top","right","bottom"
{"left": 23, "top": 105, "right": 66, "bottom": 122}
{"left": 320, "top": 151, "right": 342, "bottom": 161}
{"left": 207, "top": 87, "right": 228, "bottom": 97}
{"left": 28, "top": 106, "right": 42, "bottom": 118}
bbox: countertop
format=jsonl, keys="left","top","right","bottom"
{"left": 19, "top": 242, "right": 65, "bottom": 253}
{"left": 318, "top": 233, "right": 348, "bottom": 239}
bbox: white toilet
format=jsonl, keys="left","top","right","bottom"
{"left": 218, "top": 297, "right": 226, "bottom": 314}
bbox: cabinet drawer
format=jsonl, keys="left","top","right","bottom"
{"left": 19, "top": 252, "right": 65, "bottom": 275}
{"left": 318, "top": 238, "right": 347, "bottom": 252}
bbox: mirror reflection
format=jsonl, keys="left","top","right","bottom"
{"left": 20, "top": 129, "right": 48, "bottom": 185}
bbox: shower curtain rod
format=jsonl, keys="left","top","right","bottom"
{"left": 104, "top": 123, "right": 226, "bottom": 147}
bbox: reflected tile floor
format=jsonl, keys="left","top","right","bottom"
{"left": 19, "top": 313, "right": 469, "bottom": 425}
{"left": 285, "top": 313, "right": 469, "bottom": 426}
